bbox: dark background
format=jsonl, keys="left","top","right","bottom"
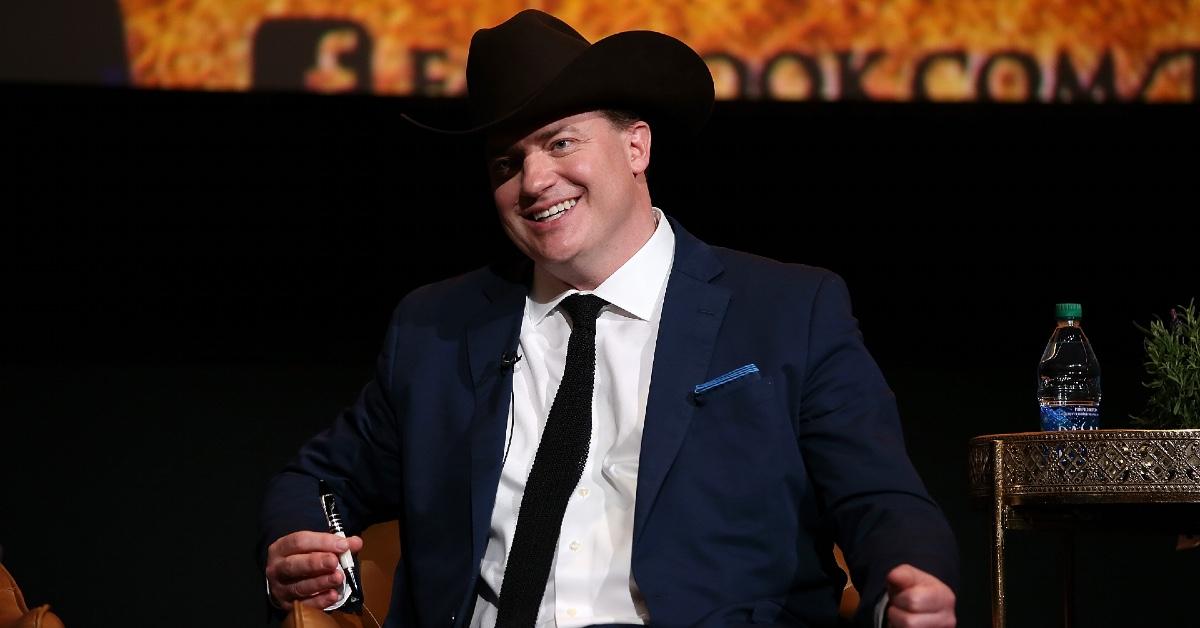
{"left": 2, "top": 78, "right": 1198, "bottom": 628}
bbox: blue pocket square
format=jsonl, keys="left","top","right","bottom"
{"left": 694, "top": 363, "right": 759, "bottom": 395}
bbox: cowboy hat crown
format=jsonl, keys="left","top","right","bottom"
{"left": 411, "top": 9, "right": 714, "bottom": 135}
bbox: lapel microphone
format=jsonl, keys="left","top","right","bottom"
{"left": 500, "top": 351, "right": 522, "bottom": 369}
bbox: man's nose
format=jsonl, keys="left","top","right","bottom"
{"left": 520, "top": 152, "right": 555, "bottom": 197}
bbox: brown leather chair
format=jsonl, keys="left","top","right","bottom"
{"left": 283, "top": 521, "right": 858, "bottom": 628}
{"left": 0, "top": 563, "right": 64, "bottom": 628}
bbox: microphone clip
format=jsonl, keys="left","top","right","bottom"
{"left": 500, "top": 351, "right": 522, "bottom": 369}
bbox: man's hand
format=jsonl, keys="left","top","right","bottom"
{"left": 266, "top": 530, "right": 364, "bottom": 609}
{"left": 885, "top": 564, "right": 955, "bottom": 628}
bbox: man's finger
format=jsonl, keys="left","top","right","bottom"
{"left": 892, "top": 584, "right": 955, "bottom": 614}
{"left": 271, "top": 568, "right": 345, "bottom": 605}
{"left": 887, "top": 564, "right": 955, "bottom": 611}
{"left": 289, "top": 570, "right": 345, "bottom": 598}
{"left": 299, "top": 588, "right": 343, "bottom": 610}
{"left": 886, "top": 564, "right": 922, "bottom": 596}
{"left": 271, "top": 530, "right": 353, "bottom": 557}
{"left": 887, "top": 605, "right": 956, "bottom": 628}
{"left": 271, "top": 551, "right": 340, "bottom": 582}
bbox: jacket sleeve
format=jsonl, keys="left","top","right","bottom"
{"left": 258, "top": 300, "right": 408, "bottom": 576}
{"left": 793, "top": 272, "right": 959, "bottom": 626}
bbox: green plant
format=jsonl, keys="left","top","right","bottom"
{"left": 1133, "top": 300, "right": 1200, "bottom": 428}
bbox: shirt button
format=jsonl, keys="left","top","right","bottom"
{"left": 569, "top": 540, "right": 581, "bottom": 551}
{"left": 566, "top": 608, "right": 577, "bottom": 617}
{"left": 577, "top": 487, "right": 589, "bottom": 497}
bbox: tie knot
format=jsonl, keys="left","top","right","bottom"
{"left": 559, "top": 293, "right": 608, "bottom": 329}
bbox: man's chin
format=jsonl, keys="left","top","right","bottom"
{"left": 517, "top": 236, "right": 581, "bottom": 268}
{"left": 530, "top": 254, "right": 578, "bottom": 271}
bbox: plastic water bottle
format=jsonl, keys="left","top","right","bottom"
{"left": 1038, "top": 303, "right": 1101, "bottom": 430}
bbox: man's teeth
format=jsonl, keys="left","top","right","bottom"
{"left": 532, "top": 198, "right": 577, "bottom": 221}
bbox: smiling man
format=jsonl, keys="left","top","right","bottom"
{"left": 486, "top": 110, "right": 655, "bottom": 291}
{"left": 261, "top": 10, "right": 958, "bottom": 628}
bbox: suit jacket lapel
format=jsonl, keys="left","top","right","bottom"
{"left": 634, "top": 218, "right": 729, "bottom": 545}
{"left": 466, "top": 262, "right": 529, "bottom": 567}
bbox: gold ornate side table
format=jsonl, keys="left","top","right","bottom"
{"left": 969, "top": 430, "right": 1200, "bottom": 628}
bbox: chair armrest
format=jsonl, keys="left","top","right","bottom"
{"left": 282, "top": 602, "right": 368, "bottom": 628}
{"left": 13, "top": 605, "right": 65, "bottom": 628}
{"left": 282, "top": 603, "right": 342, "bottom": 628}
{"left": 1, "top": 562, "right": 64, "bottom": 628}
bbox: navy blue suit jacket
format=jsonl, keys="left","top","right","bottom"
{"left": 260, "top": 217, "right": 957, "bottom": 628}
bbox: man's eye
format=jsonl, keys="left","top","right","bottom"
{"left": 551, "top": 139, "right": 575, "bottom": 151}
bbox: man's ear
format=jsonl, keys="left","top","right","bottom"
{"left": 627, "top": 121, "right": 651, "bottom": 176}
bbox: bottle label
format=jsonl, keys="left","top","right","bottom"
{"left": 1040, "top": 405, "right": 1100, "bottom": 431}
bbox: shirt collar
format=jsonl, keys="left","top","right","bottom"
{"left": 527, "top": 208, "right": 675, "bottom": 324}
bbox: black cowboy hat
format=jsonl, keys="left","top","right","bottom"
{"left": 404, "top": 9, "right": 715, "bottom": 135}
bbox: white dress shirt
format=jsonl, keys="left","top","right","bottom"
{"left": 470, "top": 210, "right": 674, "bottom": 628}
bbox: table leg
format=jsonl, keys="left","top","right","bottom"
{"left": 991, "top": 440, "right": 1006, "bottom": 628}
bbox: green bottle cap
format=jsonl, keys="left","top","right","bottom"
{"left": 1055, "top": 303, "right": 1082, "bottom": 319}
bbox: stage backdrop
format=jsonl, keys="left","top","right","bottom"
{"left": 118, "top": 0, "right": 1199, "bottom": 101}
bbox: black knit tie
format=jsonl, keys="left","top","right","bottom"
{"left": 496, "top": 293, "right": 608, "bottom": 628}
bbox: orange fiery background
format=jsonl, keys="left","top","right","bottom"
{"left": 120, "top": 0, "right": 1200, "bottom": 101}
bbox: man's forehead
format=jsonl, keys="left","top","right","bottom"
{"left": 485, "top": 110, "right": 606, "bottom": 155}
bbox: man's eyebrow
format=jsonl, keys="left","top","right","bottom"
{"left": 532, "top": 123, "right": 581, "bottom": 144}
{"left": 487, "top": 124, "right": 583, "bottom": 158}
